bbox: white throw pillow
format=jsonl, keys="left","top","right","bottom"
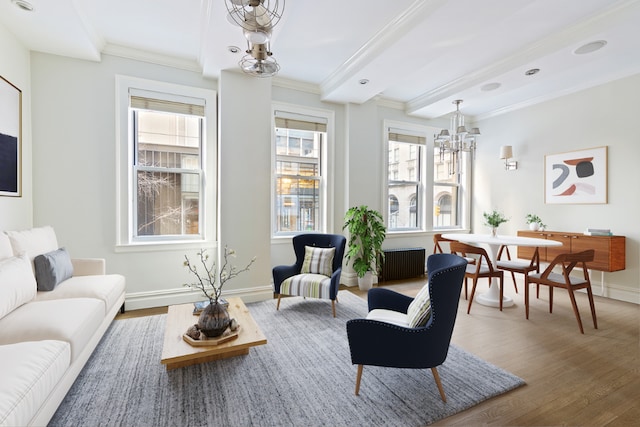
{"left": 0, "top": 254, "right": 37, "bottom": 320}
{"left": 6, "top": 226, "right": 59, "bottom": 263}
{"left": 0, "top": 233, "right": 12, "bottom": 260}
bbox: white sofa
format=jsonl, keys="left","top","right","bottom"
{"left": 0, "top": 226, "right": 125, "bottom": 427}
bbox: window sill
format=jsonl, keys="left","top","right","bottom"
{"left": 115, "top": 239, "right": 214, "bottom": 253}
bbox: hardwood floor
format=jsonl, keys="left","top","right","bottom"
{"left": 117, "top": 277, "right": 639, "bottom": 426}
{"left": 356, "top": 277, "right": 640, "bottom": 426}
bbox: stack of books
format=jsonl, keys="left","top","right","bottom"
{"left": 584, "top": 228, "right": 613, "bottom": 236}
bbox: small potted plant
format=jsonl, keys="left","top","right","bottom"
{"left": 183, "top": 247, "right": 255, "bottom": 337}
{"left": 483, "top": 210, "right": 509, "bottom": 237}
{"left": 525, "top": 214, "right": 545, "bottom": 231}
{"left": 343, "top": 205, "right": 386, "bottom": 290}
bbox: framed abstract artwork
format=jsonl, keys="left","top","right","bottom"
{"left": 545, "top": 146, "right": 607, "bottom": 204}
{"left": 0, "top": 75, "right": 22, "bottom": 197}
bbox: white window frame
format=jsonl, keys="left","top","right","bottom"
{"left": 115, "top": 75, "right": 217, "bottom": 251}
{"left": 271, "top": 103, "right": 334, "bottom": 238}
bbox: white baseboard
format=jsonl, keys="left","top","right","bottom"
{"left": 601, "top": 283, "right": 640, "bottom": 304}
{"left": 124, "top": 285, "right": 274, "bottom": 311}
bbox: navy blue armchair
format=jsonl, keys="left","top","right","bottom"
{"left": 346, "top": 253, "right": 467, "bottom": 401}
{"left": 273, "top": 233, "right": 346, "bottom": 317}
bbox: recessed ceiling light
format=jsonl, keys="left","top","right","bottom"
{"left": 227, "top": 46, "right": 241, "bottom": 54}
{"left": 11, "top": 0, "right": 34, "bottom": 11}
{"left": 525, "top": 68, "right": 540, "bottom": 76}
{"left": 574, "top": 40, "right": 607, "bottom": 55}
{"left": 481, "top": 82, "right": 501, "bottom": 92}
{"left": 359, "top": 79, "right": 369, "bottom": 85}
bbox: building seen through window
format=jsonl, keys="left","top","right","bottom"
{"left": 433, "top": 145, "right": 460, "bottom": 228}
{"left": 274, "top": 112, "right": 327, "bottom": 235}
{"left": 387, "top": 129, "right": 423, "bottom": 231}
{"left": 133, "top": 104, "right": 204, "bottom": 238}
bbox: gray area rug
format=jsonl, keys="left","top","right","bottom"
{"left": 49, "top": 291, "right": 525, "bottom": 427}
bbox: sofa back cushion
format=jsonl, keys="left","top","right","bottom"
{"left": 0, "top": 254, "right": 37, "bottom": 320}
{"left": 5, "top": 226, "right": 58, "bottom": 262}
{"left": 0, "top": 233, "right": 12, "bottom": 261}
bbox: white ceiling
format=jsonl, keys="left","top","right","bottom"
{"left": 2, "top": 0, "right": 640, "bottom": 120}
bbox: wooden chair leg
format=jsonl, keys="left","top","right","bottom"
{"left": 499, "top": 276, "right": 504, "bottom": 311}
{"left": 276, "top": 294, "right": 281, "bottom": 311}
{"left": 431, "top": 367, "right": 447, "bottom": 403}
{"left": 549, "top": 287, "right": 554, "bottom": 313}
{"left": 331, "top": 300, "right": 336, "bottom": 318}
{"left": 355, "top": 365, "right": 363, "bottom": 396}
{"left": 467, "top": 279, "right": 478, "bottom": 314}
{"left": 510, "top": 272, "right": 518, "bottom": 293}
{"left": 586, "top": 286, "right": 598, "bottom": 329}
{"left": 464, "top": 277, "right": 468, "bottom": 300}
{"left": 567, "top": 288, "right": 585, "bottom": 334}
{"left": 525, "top": 279, "right": 530, "bottom": 319}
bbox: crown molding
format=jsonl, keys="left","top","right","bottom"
{"left": 272, "top": 77, "right": 321, "bottom": 95}
{"left": 102, "top": 43, "right": 202, "bottom": 73}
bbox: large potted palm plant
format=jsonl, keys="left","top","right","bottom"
{"left": 343, "top": 205, "right": 386, "bottom": 290}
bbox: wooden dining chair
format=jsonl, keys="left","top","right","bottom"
{"left": 496, "top": 245, "right": 541, "bottom": 294}
{"left": 524, "top": 249, "right": 597, "bottom": 334}
{"left": 433, "top": 234, "right": 476, "bottom": 267}
{"left": 450, "top": 241, "right": 504, "bottom": 313}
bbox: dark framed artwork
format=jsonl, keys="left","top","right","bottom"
{"left": 0, "top": 75, "right": 22, "bottom": 197}
{"left": 544, "top": 146, "right": 607, "bottom": 204}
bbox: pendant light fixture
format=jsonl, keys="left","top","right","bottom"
{"left": 224, "top": 0, "right": 286, "bottom": 78}
{"left": 434, "top": 100, "right": 480, "bottom": 175}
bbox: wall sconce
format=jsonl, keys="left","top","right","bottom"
{"left": 500, "top": 145, "right": 518, "bottom": 170}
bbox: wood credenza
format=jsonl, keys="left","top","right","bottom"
{"left": 517, "top": 230, "right": 626, "bottom": 272}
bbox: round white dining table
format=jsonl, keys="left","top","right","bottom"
{"left": 441, "top": 233, "right": 562, "bottom": 308}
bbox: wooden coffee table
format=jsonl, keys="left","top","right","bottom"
{"left": 160, "top": 297, "right": 267, "bottom": 370}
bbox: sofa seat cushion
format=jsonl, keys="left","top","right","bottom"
{"left": 0, "top": 340, "right": 70, "bottom": 427}
{"left": 34, "top": 274, "right": 126, "bottom": 316}
{"left": 0, "top": 298, "right": 103, "bottom": 362}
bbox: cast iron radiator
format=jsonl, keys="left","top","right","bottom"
{"left": 380, "top": 247, "right": 426, "bottom": 281}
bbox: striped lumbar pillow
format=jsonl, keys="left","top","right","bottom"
{"left": 406, "top": 284, "right": 432, "bottom": 328}
{"left": 301, "top": 246, "right": 335, "bottom": 277}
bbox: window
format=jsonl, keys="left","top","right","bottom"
{"left": 433, "top": 146, "right": 462, "bottom": 229}
{"left": 133, "top": 104, "right": 202, "bottom": 238}
{"left": 116, "top": 76, "right": 216, "bottom": 247}
{"left": 385, "top": 121, "right": 469, "bottom": 233}
{"left": 273, "top": 109, "right": 331, "bottom": 236}
{"left": 386, "top": 127, "right": 425, "bottom": 231}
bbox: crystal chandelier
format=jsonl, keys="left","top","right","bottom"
{"left": 434, "top": 99, "right": 480, "bottom": 175}
{"left": 225, "top": 0, "right": 285, "bottom": 78}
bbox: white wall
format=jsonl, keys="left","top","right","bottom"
{"left": 0, "top": 24, "right": 31, "bottom": 230}
{"left": 21, "top": 43, "right": 640, "bottom": 306}
{"left": 218, "top": 71, "right": 273, "bottom": 302}
{"left": 474, "top": 74, "right": 640, "bottom": 302}
{"left": 29, "top": 53, "right": 233, "bottom": 309}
